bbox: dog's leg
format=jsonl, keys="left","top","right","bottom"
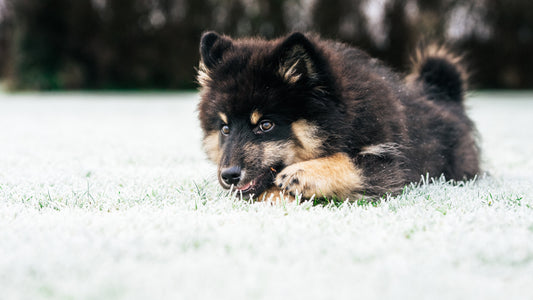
{"left": 274, "top": 152, "right": 365, "bottom": 200}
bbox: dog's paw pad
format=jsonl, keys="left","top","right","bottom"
{"left": 275, "top": 167, "right": 310, "bottom": 197}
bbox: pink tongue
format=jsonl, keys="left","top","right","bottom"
{"left": 237, "top": 181, "right": 253, "bottom": 191}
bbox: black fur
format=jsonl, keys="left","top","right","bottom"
{"left": 197, "top": 32, "right": 480, "bottom": 200}
{"left": 418, "top": 57, "right": 464, "bottom": 102}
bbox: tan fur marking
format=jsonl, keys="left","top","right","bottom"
{"left": 278, "top": 45, "right": 316, "bottom": 83}
{"left": 291, "top": 119, "right": 324, "bottom": 162}
{"left": 203, "top": 131, "right": 220, "bottom": 162}
{"left": 275, "top": 152, "right": 365, "bottom": 200}
{"left": 406, "top": 44, "right": 469, "bottom": 87}
{"left": 258, "top": 186, "right": 296, "bottom": 203}
{"left": 218, "top": 112, "right": 228, "bottom": 124}
{"left": 250, "top": 110, "right": 262, "bottom": 125}
{"left": 281, "top": 60, "right": 302, "bottom": 83}
{"left": 243, "top": 141, "right": 295, "bottom": 168}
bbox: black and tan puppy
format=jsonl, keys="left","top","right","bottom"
{"left": 197, "top": 31, "right": 479, "bottom": 201}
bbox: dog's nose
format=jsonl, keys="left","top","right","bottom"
{"left": 220, "top": 166, "right": 242, "bottom": 186}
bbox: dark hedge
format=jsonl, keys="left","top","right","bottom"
{"left": 0, "top": 0, "right": 531, "bottom": 90}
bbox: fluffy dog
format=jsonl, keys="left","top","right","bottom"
{"left": 197, "top": 31, "right": 479, "bottom": 201}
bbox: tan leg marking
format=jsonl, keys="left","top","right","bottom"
{"left": 274, "top": 152, "right": 364, "bottom": 200}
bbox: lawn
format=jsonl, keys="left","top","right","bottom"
{"left": 1, "top": 92, "right": 532, "bottom": 299}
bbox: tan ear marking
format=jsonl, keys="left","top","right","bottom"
{"left": 196, "top": 62, "right": 211, "bottom": 86}
{"left": 280, "top": 60, "right": 302, "bottom": 83}
{"left": 218, "top": 112, "right": 228, "bottom": 124}
{"left": 278, "top": 45, "right": 317, "bottom": 83}
{"left": 250, "top": 110, "right": 262, "bottom": 125}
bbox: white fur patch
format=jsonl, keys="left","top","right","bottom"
{"left": 359, "top": 143, "right": 402, "bottom": 157}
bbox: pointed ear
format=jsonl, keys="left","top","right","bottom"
{"left": 200, "top": 31, "right": 233, "bottom": 69}
{"left": 276, "top": 32, "right": 321, "bottom": 84}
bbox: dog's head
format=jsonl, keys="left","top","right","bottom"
{"left": 197, "top": 31, "right": 335, "bottom": 197}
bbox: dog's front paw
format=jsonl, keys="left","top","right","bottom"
{"left": 275, "top": 163, "right": 318, "bottom": 198}
{"left": 274, "top": 153, "right": 365, "bottom": 200}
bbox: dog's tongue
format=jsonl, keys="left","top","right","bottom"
{"left": 237, "top": 180, "right": 254, "bottom": 191}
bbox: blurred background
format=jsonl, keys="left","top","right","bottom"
{"left": 0, "top": 0, "right": 531, "bottom": 91}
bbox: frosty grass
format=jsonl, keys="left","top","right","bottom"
{"left": 0, "top": 92, "right": 532, "bottom": 299}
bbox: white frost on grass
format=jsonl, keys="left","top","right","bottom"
{"left": 1, "top": 92, "right": 532, "bottom": 300}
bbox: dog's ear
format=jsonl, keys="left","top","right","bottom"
{"left": 276, "top": 32, "right": 322, "bottom": 84}
{"left": 200, "top": 31, "right": 233, "bottom": 69}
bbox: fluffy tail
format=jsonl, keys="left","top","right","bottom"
{"left": 408, "top": 44, "right": 468, "bottom": 103}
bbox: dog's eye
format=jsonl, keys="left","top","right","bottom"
{"left": 259, "top": 120, "right": 274, "bottom": 132}
{"left": 221, "top": 125, "right": 230, "bottom": 135}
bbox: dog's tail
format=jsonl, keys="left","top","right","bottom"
{"left": 407, "top": 44, "right": 468, "bottom": 103}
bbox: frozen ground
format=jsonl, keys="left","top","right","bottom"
{"left": 0, "top": 92, "right": 532, "bottom": 300}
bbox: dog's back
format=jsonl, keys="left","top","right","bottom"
{"left": 306, "top": 38, "right": 480, "bottom": 195}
